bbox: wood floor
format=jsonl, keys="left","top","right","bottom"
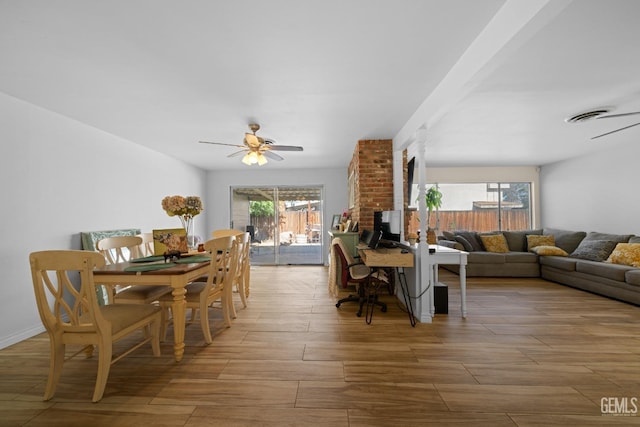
{"left": 3, "top": 266, "right": 640, "bottom": 426}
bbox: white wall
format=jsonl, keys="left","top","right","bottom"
{"left": 206, "top": 168, "right": 348, "bottom": 264}
{"left": 0, "top": 92, "right": 207, "bottom": 349}
{"left": 540, "top": 139, "right": 640, "bottom": 235}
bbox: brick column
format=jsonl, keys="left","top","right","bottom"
{"left": 348, "top": 139, "right": 395, "bottom": 232}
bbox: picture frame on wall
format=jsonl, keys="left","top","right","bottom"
{"left": 348, "top": 171, "right": 355, "bottom": 208}
{"left": 331, "top": 214, "right": 341, "bottom": 230}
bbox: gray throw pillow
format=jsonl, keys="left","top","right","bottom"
{"left": 570, "top": 240, "right": 617, "bottom": 262}
{"left": 442, "top": 230, "right": 456, "bottom": 241}
{"left": 454, "top": 235, "right": 474, "bottom": 252}
{"left": 583, "top": 231, "right": 631, "bottom": 244}
{"left": 455, "top": 231, "right": 484, "bottom": 251}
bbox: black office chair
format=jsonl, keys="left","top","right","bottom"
{"left": 332, "top": 238, "right": 387, "bottom": 317}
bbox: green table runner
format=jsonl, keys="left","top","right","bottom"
{"left": 130, "top": 255, "right": 166, "bottom": 263}
{"left": 175, "top": 255, "right": 211, "bottom": 263}
{"left": 124, "top": 263, "right": 176, "bottom": 272}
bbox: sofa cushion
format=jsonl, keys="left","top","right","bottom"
{"left": 539, "top": 255, "right": 577, "bottom": 271}
{"left": 628, "top": 236, "right": 640, "bottom": 244}
{"left": 442, "top": 230, "right": 456, "bottom": 241}
{"left": 526, "top": 234, "right": 555, "bottom": 251}
{"left": 531, "top": 245, "right": 568, "bottom": 257}
{"left": 467, "top": 252, "right": 505, "bottom": 264}
{"left": 583, "top": 231, "right": 632, "bottom": 244}
{"left": 479, "top": 233, "right": 509, "bottom": 253}
{"left": 570, "top": 240, "right": 617, "bottom": 262}
{"left": 543, "top": 228, "right": 587, "bottom": 253}
{"left": 504, "top": 252, "right": 538, "bottom": 263}
{"left": 575, "top": 260, "right": 635, "bottom": 282}
{"left": 625, "top": 270, "right": 640, "bottom": 286}
{"left": 606, "top": 243, "right": 640, "bottom": 267}
{"left": 438, "top": 239, "right": 465, "bottom": 251}
{"left": 455, "top": 231, "right": 484, "bottom": 252}
{"left": 503, "top": 229, "right": 542, "bottom": 252}
{"left": 454, "top": 235, "right": 474, "bottom": 252}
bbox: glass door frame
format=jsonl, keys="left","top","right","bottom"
{"left": 230, "top": 185, "right": 324, "bottom": 265}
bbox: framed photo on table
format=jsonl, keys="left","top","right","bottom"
{"left": 152, "top": 228, "right": 188, "bottom": 255}
{"left": 331, "top": 214, "right": 341, "bottom": 230}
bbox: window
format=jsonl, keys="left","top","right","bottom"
{"left": 408, "top": 182, "right": 531, "bottom": 232}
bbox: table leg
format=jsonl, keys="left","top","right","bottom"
{"left": 397, "top": 267, "right": 416, "bottom": 327}
{"left": 170, "top": 282, "right": 187, "bottom": 362}
{"left": 460, "top": 263, "right": 467, "bottom": 318}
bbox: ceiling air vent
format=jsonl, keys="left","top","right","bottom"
{"left": 565, "top": 109, "right": 611, "bottom": 123}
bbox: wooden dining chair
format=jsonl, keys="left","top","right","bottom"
{"left": 136, "top": 232, "right": 155, "bottom": 257}
{"left": 211, "top": 228, "right": 244, "bottom": 239}
{"left": 233, "top": 231, "right": 250, "bottom": 309}
{"left": 29, "top": 250, "right": 162, "bottom": 402}
{"left": 195, "top": 231, "right": 248, "bottom": 319}
{"left": 158, "top": 236, "right": 240, "bottom": 344}
{"left": 96, "top": 236, "right": 172, "bottom": 304}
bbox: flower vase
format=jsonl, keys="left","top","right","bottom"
{"left": 180, "top": 215, "right": 195, "bottom": 250}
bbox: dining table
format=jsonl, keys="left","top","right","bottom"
{"left": 93, "top": 254, "right": 211, "bottom": 362}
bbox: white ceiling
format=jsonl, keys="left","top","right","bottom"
{"left": 2, "top": 0, "right": 640, "bottom": 170}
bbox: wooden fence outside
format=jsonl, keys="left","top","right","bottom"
{"left": 252, "top": 209, "right": 530, "bottom": 240}
{"left": 251, "top": 211, "right": 322, "bottom": 240}
{"left": 407, "top": 209, "right": 531, "bottom": 233}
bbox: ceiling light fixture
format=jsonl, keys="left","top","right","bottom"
{"left": 241, "top": 151, "right": 268, "bottom": 166}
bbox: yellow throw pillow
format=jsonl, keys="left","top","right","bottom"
{"left": 531, "top": 245, "right": 568, "bottom": 256}
{"left": 480, "top": 233, "right": 509, "bottom": 253}
{"left": 606, "top": 243, "right": 640, "bottom": 267}
{"left": 527, "top": 234, "right": 555, "bottom": 251}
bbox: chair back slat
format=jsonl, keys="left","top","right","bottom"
{"left": 96, "top": 236, "right": 143, "bottom": 264}
{"left": 30, "top": 250, "right": 106, "bottom": 334}
{"left": 211, "top": 229, "right": 244, "bottom": 239}
{"left": 136, "top": 233, "right": 155, "bottom": 257}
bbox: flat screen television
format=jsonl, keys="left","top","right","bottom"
{"left": 407, "top": 157, "right": 415, "bottom": 205}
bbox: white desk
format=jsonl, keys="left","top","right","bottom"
{"left": 427, "top": 245, "right": 468, "bottom": 318}
{"left": 400, "top": 244, "right": 468, "bottom": 322}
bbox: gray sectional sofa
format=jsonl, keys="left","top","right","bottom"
{"left": 438, "top": 228, "right": 640, "bottom": 306}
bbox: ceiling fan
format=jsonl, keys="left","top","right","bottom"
{"left": 565, "top": 109, "right": 640, "bottom": 140}
{"left": 199, "top": 123, "right": 303, "bottom": 165}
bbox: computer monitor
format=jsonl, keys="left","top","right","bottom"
{"left": 368, "top": 230, "right": 383, "bottom": 250}
{"left": 360, "top": 229, "right": 373, "bottom": 246}
{"left": 375, "top": 210, "right": 401, "bottom": 242}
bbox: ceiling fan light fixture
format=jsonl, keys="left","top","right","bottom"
{"left": 241, "top": 151, "right": 268, "bottom": 166}
{"left": 241, "top": 153, "right": 253, "bottom": 165}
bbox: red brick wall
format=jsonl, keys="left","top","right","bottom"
{"left": 348, "top": 139, "right": 395, "bottom": 232}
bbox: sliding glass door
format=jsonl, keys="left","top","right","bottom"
{"left": 230, "top": 186, "right": 323, "bottom": 265}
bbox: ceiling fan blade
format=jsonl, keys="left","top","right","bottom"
{"left": 596, "top": 111, "right": 640, "bottom": 119}
{"left": 262, "top": 150, "right": 284, "bottom": 161}
{"left": 244, "top": 133, "right": 261, "bottom": 148}
{"left": 267, "top": 145, "right": 304, "bottom": 151}
{"left": 199, "top": 141, "right": 245, "bottom": 148}
{"left": 591, "top": 122, "right": 640, "bottom": 140}
{"left": 228, "top": 149, "right": 248, "bottom": 158}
